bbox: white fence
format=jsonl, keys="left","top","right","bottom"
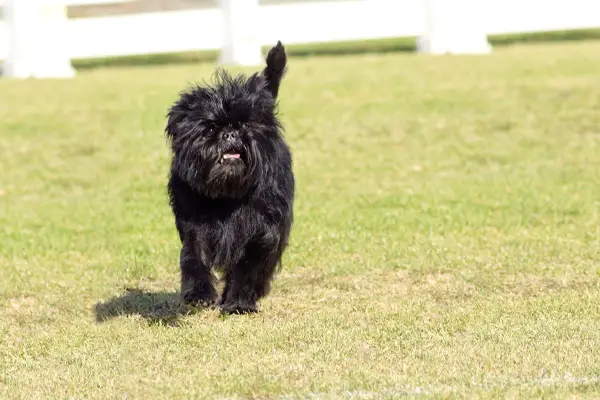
{"left": 1, "top": 0, "right": 600, "bottom": 78}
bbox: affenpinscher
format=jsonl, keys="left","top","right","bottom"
{"left": 164, "top": 41, "right": 294, "bottom": 315}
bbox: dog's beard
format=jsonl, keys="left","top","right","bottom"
{"left": 175, "top": 137, "right": 264, "bottom": 199}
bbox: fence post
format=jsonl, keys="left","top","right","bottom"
{"left": 417, "top": 0, "right": 491, "bottom": 54}
{"left": 3, "top": 0, "right": 75, "bottom": 79}
{"left": 219, "top": 0, "right": 262, "bottom": 66}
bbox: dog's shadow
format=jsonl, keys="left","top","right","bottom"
{"left": 94, "top": 288, "right": 201, "bottom": 326}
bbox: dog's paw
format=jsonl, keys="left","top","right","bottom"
{"left": 181, "top": 284, "right": 218, "bottom": 308}
{"left": 220, "top": 301, "right": 258, "bottom": 315}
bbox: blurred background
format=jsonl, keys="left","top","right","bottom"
{"left": 2, "top": 0, "right": 600, "bottom": 76}
{"left": 68, "top": 0, "right": 313, "bottom": 16}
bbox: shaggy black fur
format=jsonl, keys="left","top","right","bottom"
{"left": 165, "top": 41, "right": 294, "bottom": 315}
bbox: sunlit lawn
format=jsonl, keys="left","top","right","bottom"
{"left": 1, "top": 40, "right": 599, "bottom": 398}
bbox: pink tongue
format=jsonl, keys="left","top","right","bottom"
{"left": 223, "top": 153, "right": 240, "bottom": 159}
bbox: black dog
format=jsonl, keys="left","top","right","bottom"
{"left": 164, "top": 42, "right": 294, "bottom": 315}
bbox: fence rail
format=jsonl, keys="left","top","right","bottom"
{"left": 1, "top": 0, "right": 600, "bottom": 78}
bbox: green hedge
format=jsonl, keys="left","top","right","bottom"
{"left": 72, "top": 28, "right": 600, "bottom": 70}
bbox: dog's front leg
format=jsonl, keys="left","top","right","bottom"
{"left": 180, "top": 236, "right": 218, "bottom": 308}
{"left": 219, "top": 234, "right": 281, "bottom": 315}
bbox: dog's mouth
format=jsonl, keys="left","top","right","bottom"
{"left": 219, "top": 151, "right": 243, "bottom": 164}
{"left": 223, "top": 153, "right": 240, "bottom": 160}
{"left": 218, "top": 139, "right": 245, "bottom": 165}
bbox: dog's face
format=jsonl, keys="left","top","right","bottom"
{"left": 166, "top": 42, "right": 287, "bottom": 199}
{"left": 166, "top": 73, "right": 280, "bottom": 199}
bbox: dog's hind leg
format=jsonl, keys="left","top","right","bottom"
{"left": 180, "top": 238, "right": 218, "bottom": 308}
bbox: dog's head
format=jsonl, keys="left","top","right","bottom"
{"left": 165, "top": 42, "right": 288, "bottom": 199}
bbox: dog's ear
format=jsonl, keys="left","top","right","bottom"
{"left": 165, "top": 99, "right": 190, "bottom": 143}
{"left": 165, "top": 88, "right": 202, "bottom": 143}
{"left": 165, "top": 106, "right": 181, "bottom": 141}
{"left": 262, "top": 41, "right": 287, "bottom": 99}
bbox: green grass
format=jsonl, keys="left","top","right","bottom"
{"left": 1, "top": 39, "right": 600, "bottom": 398}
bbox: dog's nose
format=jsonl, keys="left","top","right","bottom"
{"left": 223, "top": 131, "right": 238, "bottom": 141}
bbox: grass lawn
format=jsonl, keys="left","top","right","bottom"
{"left": 1, "top": 40, "right": 600, "bottom": 398}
